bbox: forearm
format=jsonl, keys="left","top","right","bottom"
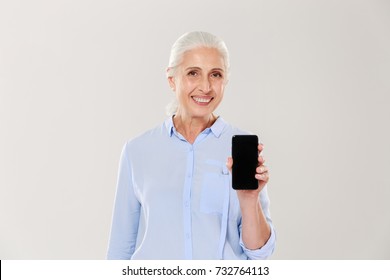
{"left": 240, "top": 199, "right": 271, "bottom": 250}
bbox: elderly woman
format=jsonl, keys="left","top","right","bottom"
{"left": 107, "top": 31, "right": 276, "bottom": 260}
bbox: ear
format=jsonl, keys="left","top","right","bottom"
{"left": 167, "top": 68, "right": 176, "bottom": 91}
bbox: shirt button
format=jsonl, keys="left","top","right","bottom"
{"left": 185, "top": 201, "right": 189, "bottom": 207}
{"left": 186, "top": 233, "right": 190, "bottom": 239}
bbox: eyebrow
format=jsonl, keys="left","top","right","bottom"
{"left": 185, "top": 67, "right": 225, "bottom": 72}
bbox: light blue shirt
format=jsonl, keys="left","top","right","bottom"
{"left": 107, "top": 117, "right": 276, "bottom": 260}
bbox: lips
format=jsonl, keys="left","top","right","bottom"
{"left": 192, "top": 96, "right": 213, "bottom": 105}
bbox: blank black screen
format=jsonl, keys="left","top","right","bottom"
{"left": 232, "top": 135, "right": 258, "bottom": 190}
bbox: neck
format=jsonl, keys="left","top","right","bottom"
{"left": 173, "top": 113, "right": 217, "bottom": 144}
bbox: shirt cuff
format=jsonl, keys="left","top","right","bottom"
{"left": 239, "top": 225, "right": 276, "bottom": 260}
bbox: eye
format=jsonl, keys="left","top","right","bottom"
{"left": 211, "top": 72, "right": 223, "bottom": 78}
{"left": 187, "top": 70, "right": 198, "bottom": 76}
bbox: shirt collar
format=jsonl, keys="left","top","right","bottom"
{"left": 165, "top": 116, "right": 175, "bottom": 137}
{"left": 209, "top": 116, "right": 226, "bottom": 138}
{"left": 165, "top": 116, "right": 226, "bottom": 138}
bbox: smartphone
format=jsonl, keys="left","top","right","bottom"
{"left": 232, "top": 135, "right": 259, "bottom": 190}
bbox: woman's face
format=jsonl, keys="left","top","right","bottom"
{"left": 168, "top": 47, "right": 227, "bottom": 120}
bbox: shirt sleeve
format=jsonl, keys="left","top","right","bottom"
{"left": 239, "top": 186, "right": 276, "bottom": 259}
{"left": 107, "top": 142, "right": 141, "bottom": 260}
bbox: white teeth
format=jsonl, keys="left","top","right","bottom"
{"left": 193, "top": 97, "right": 211, "bottom": 103}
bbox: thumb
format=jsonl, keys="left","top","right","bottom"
{"left": 226, "top": 157, "right": 233, "bottom": 172}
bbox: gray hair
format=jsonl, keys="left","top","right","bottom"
{"left": 167, "top": 31, "right": 230, "bottom": 78}
{"left": 166, "top": 31, "right": 230, "bottom": 115}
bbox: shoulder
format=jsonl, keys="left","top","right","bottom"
{"left": 219, "top": 118, "right": 252, "bottom": 136}
{"left": 123, "top": 121, "right": 168, "bottom": 152}
{"left": 217, "top": 118, "right": 263, "bottom": 146}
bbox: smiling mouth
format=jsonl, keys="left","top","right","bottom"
{"left": 192, "top": 96, "right": 213, "bottom": 105}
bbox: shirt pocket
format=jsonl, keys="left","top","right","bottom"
{"left": 200, "top": 161, "right": 230, "bottom": 214}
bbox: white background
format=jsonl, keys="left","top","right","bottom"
{"left": 1, "top": 0, "right": 389, "bottom": 259}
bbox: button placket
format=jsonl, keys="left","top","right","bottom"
{"left": 183, "top": 144, "right": 194, "bottom": 259}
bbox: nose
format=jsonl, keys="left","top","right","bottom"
{"left": 198, "top": 76, "right": 211, "bottom": 93}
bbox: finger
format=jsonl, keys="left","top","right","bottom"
{"left": 255, "top": 171, "right": 269, "bottom": 182}
{"left": 256, "top": 165, "right": 268, "bottom": 174}
{"left": 258, "top": 155, "right": 265, "bottom": 165}
{"left": 258, "top": 143, "right": 264, "bottom": 154}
